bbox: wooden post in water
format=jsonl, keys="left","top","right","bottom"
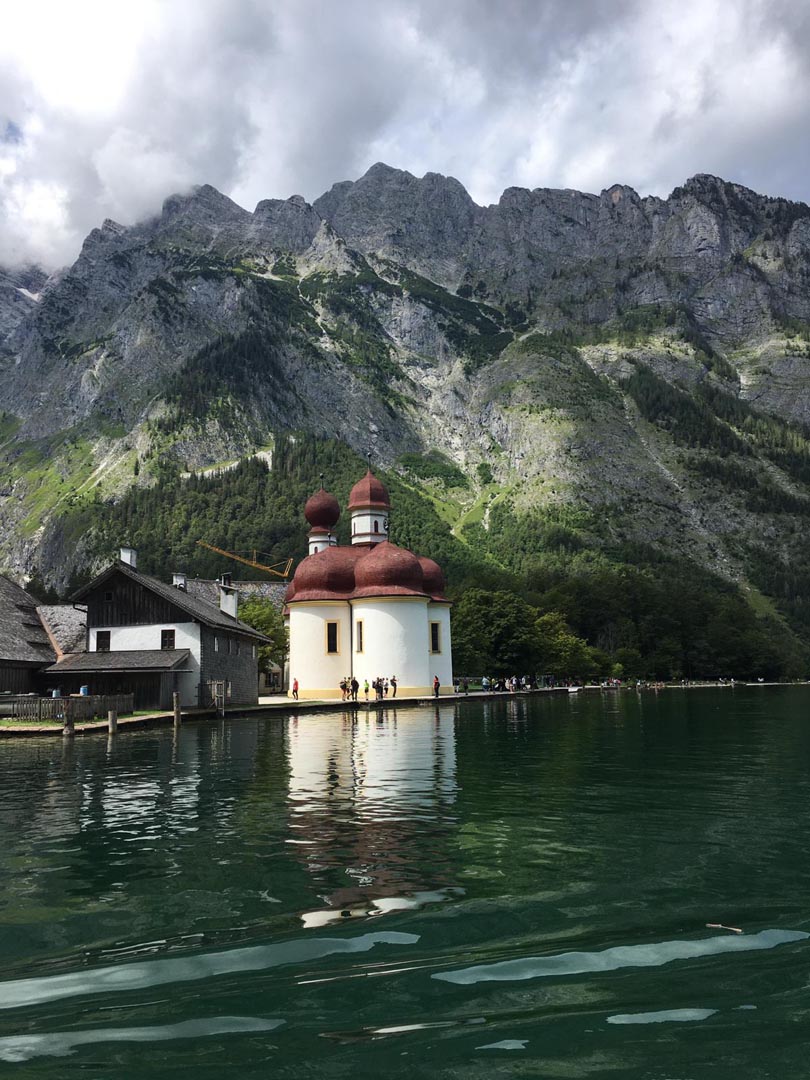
{"left": 173, "top": 692, "right": 181, "bottom": 727}
{"left": 108, "top": 709, "right": 118, "bottom": 734}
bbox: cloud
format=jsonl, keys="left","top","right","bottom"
{"left": 1, "top": 0, "right": 809, "bottom": 268}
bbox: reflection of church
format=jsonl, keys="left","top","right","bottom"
{"left": 286, "top": 707, "right": 458, "bottom": 922}
{"left": 284, "top": 470, "right": 453, "bottom": 699}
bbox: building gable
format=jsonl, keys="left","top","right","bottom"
{"left": 84, "top": 570, "right": 194, "bottom": 629}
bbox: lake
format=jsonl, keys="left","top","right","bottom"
{"left": 1, "top": 687, "right": 809, "bottom": 1078}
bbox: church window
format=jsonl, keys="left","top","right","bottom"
{"left": 373, "top": 520, "right": 379, "bottom": 533}
{"left": 430, "top": 622, "right": 441, "bottom": 653}
{"left": 356, "top": 620, "right": 364, "bottom": 653}
{"left": 326, "top": 622, "right": 339, "bottom": 654}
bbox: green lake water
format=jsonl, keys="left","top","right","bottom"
{"left": 1, "top": 687, "right": 810, "bottom": 1078}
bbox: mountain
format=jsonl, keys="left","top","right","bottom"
{"left": 3, "top": 164, "right": 810, "bottom": 676}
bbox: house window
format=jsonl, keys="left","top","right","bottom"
{"left": 214, "top": 636, "right": 219, "bottom": 652}
{"left": 161, "top": 629, "right": 175, "bottom": 650}
{"left": 235, "top": 639, "right": 240, "bottom": 655}
{"left": 96, "top": 631, "right": 111, "bottom": 652}
{"left": 252, "top": 644, "right": 256, "bottom": 659}
{"left": 103, "top": 590, "right": 113, "bottom": 602}
{"left": 356, "top": 620, "right": 364, "bottom": 653}
{"left": 227, "top": 637, "right": 232, "bottom": 654}
{"left": 326, "top": 621, "right": 339, "bottom": 654}
{"left": 430, "top": 622, "right": 441, "bottom": 654}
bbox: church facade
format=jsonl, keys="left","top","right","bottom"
{"left": 285, "top": 470, "right": 453, "bottom": 698}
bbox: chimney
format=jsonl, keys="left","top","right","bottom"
{"left": 172, "top": 573, "right": 187, "bottom": 590}
{"left": 219, "top": 580, "right": 238, "bottom": 619}
{"left": 120, "top": 546, "right": 137, "bottom": 568}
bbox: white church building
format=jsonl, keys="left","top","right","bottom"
{"left": 285, "top": 469, "right": 453, "bottom": 698}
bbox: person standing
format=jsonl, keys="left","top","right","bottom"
{"left": 433, "top": 675, "right": 440, "bottom": 698}
{"left": 292, "top": 678, "right": 299, "bottom": 701}
{"left": 391, "top": 675, "right": 397, "bottom": 698}
{"left": 364, "top": 679, "right": 369, "bottom": 702}
{"left": 351, "top": 676, "right": 359, "bottom": 702}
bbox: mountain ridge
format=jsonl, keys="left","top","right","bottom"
{"left": 2, "top": 162, "right": 810, "bottom": 677}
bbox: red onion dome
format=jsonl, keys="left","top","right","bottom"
{"left": 348, "top": 469, "right": 390, "bottom": 510}
{"left": 289, "top": 546, "right": 358, "bottom": 601}
{"left": 304, "top": 488, "right": 340, "bottom": 530}
{"left": 284, "top": 578, "right": 296, "bottom": 603}
{"left": 353, "top": 541, "right": 426, "bottom": 597}
{"left": 418, "top": 556, "right": 447, "bottom": 600}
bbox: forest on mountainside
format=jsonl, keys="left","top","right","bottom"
{"left": 29, "top": 434, "right": 806, "bottom": 682}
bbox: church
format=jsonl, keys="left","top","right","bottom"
{"left": 284, "top": 469, "right": 453, "bottom": 698}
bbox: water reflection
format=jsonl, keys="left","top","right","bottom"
{"left": 286, "top": 706, "right": 459, "bottom": 917}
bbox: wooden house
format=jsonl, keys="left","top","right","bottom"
{"left": 45, "top": 549, "right": 269, "bottom": 709}
{"left": 0, "top": 575, "right": 56, "bottom": 693}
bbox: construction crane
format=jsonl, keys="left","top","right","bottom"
{"left": 196, "top": 540, "right": 294, "bottom": 579}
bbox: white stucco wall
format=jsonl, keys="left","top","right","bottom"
{"left": 350, "top": 509, "right": 388, "bottom": 545}
{"left": 287, "top": 602, "right": 351, "bottom": 698}
{"left": 351, "top": 597, "right": 431, "bottom": 692}
{"left": 89, "top": 622, "right": 201, "bottom": 703}
{"left": 428, "top": 603, "right": 453, "bottom": 690}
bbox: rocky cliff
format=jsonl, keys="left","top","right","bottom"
{"left": 2, "top": 164, "right": 810, "bottom": 653}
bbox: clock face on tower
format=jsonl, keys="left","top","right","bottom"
{"left": 383, "top": 517, "right": 389, "bottom": 532}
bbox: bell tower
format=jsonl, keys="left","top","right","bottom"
{"left": 348, "top": 460, "right": 390, "bottom": 546}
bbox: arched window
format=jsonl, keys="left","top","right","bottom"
{"left": 373, "top": 520, "right": 379, "bottom": 533}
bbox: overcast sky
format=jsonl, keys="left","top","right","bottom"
{"left": 2, "top": 0, "right": 809, "bottom": 267}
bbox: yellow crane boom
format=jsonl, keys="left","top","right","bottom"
{"left": 196, "top": 540, "right": 293, "bottom": 579}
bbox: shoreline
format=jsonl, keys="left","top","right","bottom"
{"left": 0, "top": 680, "right": 805, "bottom": 739}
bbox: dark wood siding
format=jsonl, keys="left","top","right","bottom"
{"left": 0, "top": 661, "right": 40, "bottom": 694}
{"left": 86, "top": 573, "right": 191, "bottom": 628}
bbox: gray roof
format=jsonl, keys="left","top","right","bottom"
{"left": 184, "top": 578, "right": 287, "bottom": 610}
{"left": 46, "top": 649, "right": 191, "bottom": 673}
{"left": 72, "top": 562, "right": 271, "bottom": 642}
{"left": 37, "top": 604, "right": 86, "bottom": 655}
{"left": 0, "top": 575, "right": 57, "bottom": 665}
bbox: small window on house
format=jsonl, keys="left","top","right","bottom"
{"left": 96, "top": 630, "right": 111, "bottom": 652}
{"left": 103, "top": 590, "right": 113, "bottom": 602}
{"left": 356, "top": 620, "right": 364, "bottom": 653}
{"left": 226, "top": 680, "right": 232, "bottom": 700}
{"left": 228, "top": 637, "right": 232, "bottom": 654}
{"left": 252, "top": 644, "right": 256, "bottom": 659}
{"left": 373, "top": 520, "right": 379, "bottom": 533}
{"left": 161, "top": 629, "right": 175, "bottom": 650}
{"left": 235, "top": 638, "right": 240, "bottom": 655}
{"left": 214, "top": 636, "right": 219, "bottom": 652}
{"left": 326, "top": 621, "right": 339, "bottom": 654}
{"left": 430, "top": 622, "right": 441, "bottom": 654}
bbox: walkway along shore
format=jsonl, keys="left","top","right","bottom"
{"left": 0, "top": 682, "right": 795, "bottom": 739}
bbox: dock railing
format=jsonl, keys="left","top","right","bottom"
{"left": 10, "top": 694, "right": 135, "bottom": 723}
